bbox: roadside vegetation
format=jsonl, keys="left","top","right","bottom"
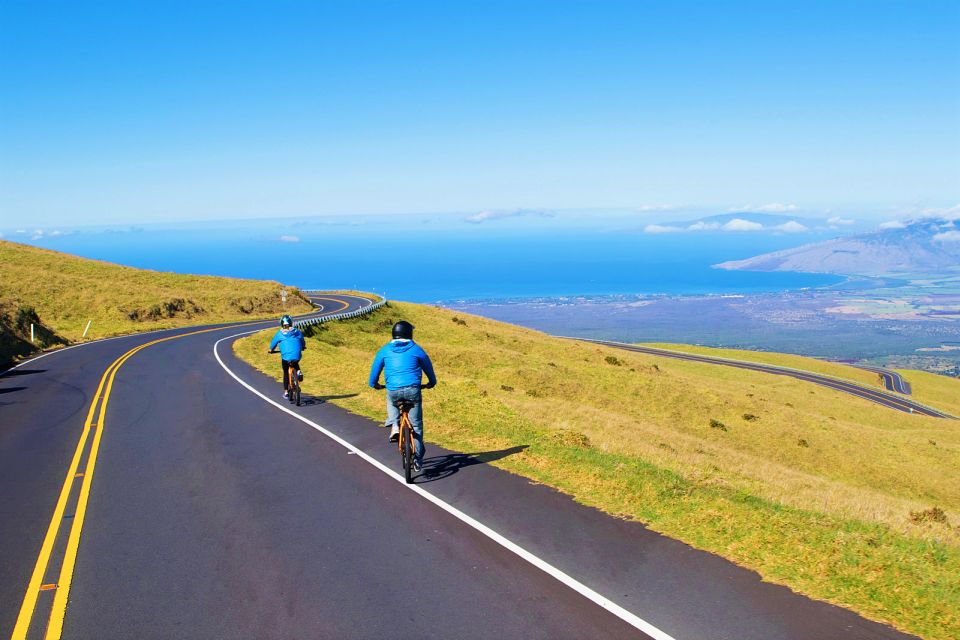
{"left": 236, "top": 301, "right": 959, "bottom": 640}
{"left": 649, "top": 342, "right": 960, "bottom": 416}
{"left": 0, "top": 240, "right": 313, "bottom": 366}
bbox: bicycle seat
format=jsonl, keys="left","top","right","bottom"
{"left": 392, "top": 398, "right": 416, "bottom": 412}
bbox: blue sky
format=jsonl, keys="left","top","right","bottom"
{"left": 1, "top": 0, "right": 958, "bottom": 227}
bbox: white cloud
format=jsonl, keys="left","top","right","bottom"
{"left": 15, "top": 229, "right": 26, "bottom": 234}
{"left": 827, "top": 216, "right": 855, "bottom": 226}
{"left": 635, "top": 204, "right": 680, "bottom": 212}
{"left": 774, "top": 221, "right": 809, "bottom": 233}
{"left": 933, "top": 230, "right": 960, "bottom": 242}
{"left": 722, "top": 218, "right": 764, "bottom": 231}
{"left": 686, "top": 221, "right": 721, "bottom": 231}
{"left": 731, "top": 203, "right": 798, "bottom": 213}
{"left": 464, "top": 209, "right": 554, "bottom": 224}
{"left": 643, "top": 224, "right": 684, "bottom": 234}
{"left": 279, "top": 235, "right": 300, "bottom": 243}
{"left": 879, "top": 220, "right": 907, "bottom": 229}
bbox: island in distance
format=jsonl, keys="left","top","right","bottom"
{"left": 449, "top": 215, "right": 960, "bottom": 376}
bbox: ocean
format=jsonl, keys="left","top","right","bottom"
{"left": 9, "top": 215, "right": 844, "bottom": 301}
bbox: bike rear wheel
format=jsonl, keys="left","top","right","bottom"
{"left": 401, "top": 422, "right": 413, "bottom": 484}
{"left": 294, "top": 381, "right": 301, "bottom": 406}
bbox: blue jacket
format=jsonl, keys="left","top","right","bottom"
{"left": 368, "top": 339, "right": 437, "bottom": 390}
{"left": 270, "top": 327, "right": 305, "bottom": 361}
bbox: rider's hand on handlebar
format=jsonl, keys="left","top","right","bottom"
{"left": 373, "top": 383, "right": 385, "bottom": 390}
{"left": 421, "top": 382, "right": 435, "bottom": 389}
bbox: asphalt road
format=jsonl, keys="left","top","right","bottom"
{"left": 1, "top": 295, "right": 920, "bottom": 639}
{"left": 579, "top": 339, "right": 951, "bottom": 419}
{"left": 854, "top": 364, "right": 912, "bottom": 394}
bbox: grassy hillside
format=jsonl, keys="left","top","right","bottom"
{"left": 646, "top": 343, "right": 960, "bottom": 415}
{"left": 236, "top": 302, "right": 959, "bottom": 640}
{"left": 0, "top": 240, "right": 313, "bottom": 365}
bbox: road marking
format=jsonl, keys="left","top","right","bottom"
{"left": 213, "top": 331, "right": 676, "bottom": 640}
{"left": 307, "top": 297, "right": 350, "bottom": 314}
{"left": 11, "top": 297, "right": 362, "bottom": 640}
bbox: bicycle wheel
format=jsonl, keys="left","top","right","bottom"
{"left": 295, "top": 385, "right": 301, "bottom": 406}
{"left": 401, "top": 422, "right": 413, "bottom": 484}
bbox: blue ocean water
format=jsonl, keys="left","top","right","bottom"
{"left": 13, "top": 217, "right": 844, "bottom": 301}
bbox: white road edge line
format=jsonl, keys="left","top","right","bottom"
{"left": 213, "top": 329, "right": 676, "bottom": 640}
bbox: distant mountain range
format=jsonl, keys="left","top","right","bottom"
{"left": 715, "top": 217, "right": 960, "bottom": 276}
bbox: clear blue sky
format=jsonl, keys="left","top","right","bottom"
{"left": 1, "top": 0, "right": 958, "bottom": 226}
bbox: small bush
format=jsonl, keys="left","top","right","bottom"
{"left": 500, "top": 384, "right": 514, "bottom": 392}
{"left": 797, "top": 438, "right": 809, "bottom": 448}
{"left": 910, "top": 507, "right": 948, "bottom": 525}
{"left": 657, "top": 442, "right": 676, "bottom": 452}
{"left": 550, "top": 430, "right": 591, "bottom": 448}
{"left": 526, "top": 389, "right": 542, "bottom": 398}
{"left": 451, "top": 316, "right": 468, "bottom": 326}
{"left": 605, "top": 355, "right": 622, "bottom": 366}
{"left": 742, "top": 413, "right": 759, "bottom": 422}
{"left": 709, "top": 419, "right": 727, "bottom": 431}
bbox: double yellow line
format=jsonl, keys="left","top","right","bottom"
{"left": 11, "top": 324, "right": 250, "bottom": 640}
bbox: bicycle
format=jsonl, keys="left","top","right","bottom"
{"left": 394, "top": 397, "right": 416, "bottom": 483}
{"left": 375, "top": 384, "right": 429, "bottom": 483}
{"left": 269, "top": 350, "right": 302, "bottom": 407}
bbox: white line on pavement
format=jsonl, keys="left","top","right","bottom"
{"left": 213, "top": 329, "right": 676, "bottom": 640}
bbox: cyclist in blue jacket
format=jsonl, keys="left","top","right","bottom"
{"left": 268, "top": 315, "right": 306, "bottom": 398}
{"left": 369, "top": 320, "right": 437, "bottom": 471}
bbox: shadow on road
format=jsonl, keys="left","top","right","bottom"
{"left": 0, "top": 386, "right": 27, "bottom": 395}
{"left": 416, "top": 445, "right": 529, "bottom": 483}
{"left": 299, "top": 393, "right": 358, "bottom": 406}
{"left": 1, "top": 368, "right": 46, "bottom": 379}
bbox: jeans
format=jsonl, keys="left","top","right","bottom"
{"left": 386, "top": 385, "right": 424, "bottom": 464}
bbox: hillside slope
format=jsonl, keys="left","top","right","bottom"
{"left": 0, "top": 240, "right": 313, "bottom": 365}
{"left": 715, "top": 217, "right": 960, "bottom": 275}
{"left": 236, "top": 301, "right": 959, "bottom": 640}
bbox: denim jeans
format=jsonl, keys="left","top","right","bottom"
{"left": 386, "top": 385, "right": 424, "bottom": 464}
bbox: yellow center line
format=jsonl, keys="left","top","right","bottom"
{"left": 308, "top": 297, "right": 351, "bottom": 314}
{"left": 12, "top": 297, "right": 355, "bottom": 640}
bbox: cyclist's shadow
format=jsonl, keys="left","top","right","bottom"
{"left": 300, "top": 393, "right": 358, "bottom": 406}
{"left": 417, "top": 445, "right": 529, "bottom": 483}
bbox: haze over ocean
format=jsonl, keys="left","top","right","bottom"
{"left": 8, "top": 215, "right": 843, "bottom": 302}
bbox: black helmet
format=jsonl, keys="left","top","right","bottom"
{"left": 392, "top": 320, "right": 414, "bottom": 340}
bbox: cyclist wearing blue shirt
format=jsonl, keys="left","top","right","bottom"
{"left": 268, "top": 315, "right": 306, "bottom": 398}
{"left": 369, "top": 320, "right": 437, "bottom": 471}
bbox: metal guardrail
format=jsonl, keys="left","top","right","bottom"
{"left": 295, "top": 293, "right": 387, "bottom": 328}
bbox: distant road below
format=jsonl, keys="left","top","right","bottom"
{"left": 576, "top": 339, "right": 953, "bottom": 419}
{"left": 853, "top": 364, "right": 912, "bottom": 394}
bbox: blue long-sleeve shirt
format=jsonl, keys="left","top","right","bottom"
{"left": 368, "top": 339, "right": 437, "bottom": 390}
{"left": 270, "top": 327, "right": 305, "bottom": 361}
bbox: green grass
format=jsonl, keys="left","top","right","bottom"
{"left": 0, "top": 239, "right": 314, "bottom": 365}
{"left": 236, "top": 302, "right": 960, "bottom": 640}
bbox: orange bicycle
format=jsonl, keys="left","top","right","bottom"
{"left": 393, "top": 397, "right": 416, "bottom": 483}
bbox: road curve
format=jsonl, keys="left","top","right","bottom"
{"left": 578, "top": 339, "right": 952, "bottom": 419}
{"left": 1, "top": 296, "right": 919, "bottom": 639}
{"left": 854, "top": 364, "right": 912, "bottom": 395}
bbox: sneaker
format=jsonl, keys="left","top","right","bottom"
{"left": 297, "top": 370, "right": 303, "bottom": 382}
{"left": 413, "top": 460, "right": 422, "bottom": 473}
{"left": 283, "top": 390, "right": 289, "bottom": 398}
{"left": 389, "top": 425, "right": 399, "bottom": 442}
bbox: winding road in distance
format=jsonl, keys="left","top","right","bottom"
{"left": 1, "top": 294, "right": 920, "bottom": 639}
{"left": 578, "top": 338, "right": 953, "bottom": 419}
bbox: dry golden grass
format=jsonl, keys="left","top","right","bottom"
{"left": 0, "top": 239, "right": 313, "bottom": 343}
{"left": 236, "top": 301, "right": 960, "bottom": 640}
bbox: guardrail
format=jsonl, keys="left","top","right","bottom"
{"left": 296, "top": 293, "right": 387, "bottom": 328}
